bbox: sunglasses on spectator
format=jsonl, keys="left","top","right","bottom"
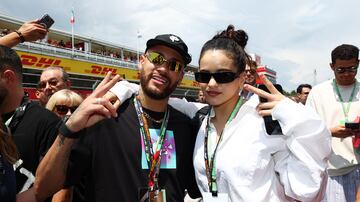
{"left": 145, "top": 52, "right": 184, "bottom": 72}
{"left": 195, "top": 71, "right": 239, "bottom": 84}
{"left": 37, "top": 79, "right": 60, "bottom": 90}
{"left": 54, "top": 105, "right": 78, "bottom": 115}
{"left": 334, "top": 65, "right": 358, "bottom": 74}
{"left": 245, "top": 69, "right": 257, "bottom": 74}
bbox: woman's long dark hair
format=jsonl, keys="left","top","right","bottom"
{"left": 199, "top": 24, "right": 252, "bottom": 74}
{"left": 0, "top": 118, "right": 18, "bottom": 164}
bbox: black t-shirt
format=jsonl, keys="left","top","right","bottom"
{"left": 4, "top": 101, "right": 60, "bottom": 192}
{"left": 65, "top": 97, "right": 201, "bottom": 202}
{"left": 0, "top": 155, "right": 16, "bottom": 202}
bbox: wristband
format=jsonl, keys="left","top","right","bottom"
{"left": 59, "top": 120, "right": 80, "bottom": 139}
{"left": 14, "top": 30, "right": 25, "bottom": 43}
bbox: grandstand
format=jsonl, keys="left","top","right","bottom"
{"left": 0, "top": 14, "right": 200, "bottom": 100}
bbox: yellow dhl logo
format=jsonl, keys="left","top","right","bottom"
{"left": 18, "top": 52, "right": 198, "bottom": 88}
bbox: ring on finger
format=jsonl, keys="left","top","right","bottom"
{"left": 96, "top": 98, "right": 102, "bottom": 104}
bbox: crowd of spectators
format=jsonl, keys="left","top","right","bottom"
{"left": 1, "top": 28, "right": 10, "bottom": 36}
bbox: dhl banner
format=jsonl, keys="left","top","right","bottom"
{"left": 16, "top": 51, "right": 199, "bottom": 89}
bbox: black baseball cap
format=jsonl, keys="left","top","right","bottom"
{"left": 146, "top": 34, "right": 192, "bottom": 64}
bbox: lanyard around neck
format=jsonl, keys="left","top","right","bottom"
{"left": 204, "top": 97, "right": 243, "bottom": 196}
{"left": 333, "top": 79, "right": 357, "bottom": 121}
{"left": 133, "top": 96, "right": 170, "bottom": 191}
{"left": 5, "top": 96, "right": 29, "bottom": 131}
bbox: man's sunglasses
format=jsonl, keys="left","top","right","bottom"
{"left": 194, "top": 71, "right": 239, "bottom": 84}
{"left": 335, "top": 65, "right": 358, "bottom": 74}
{"left": 145, "top": 52, "right": 184, "bottom": 72}
{"left": 54, "top": 105, "right": 78, "bottom": 115}
{"left": 37, "top": 79, "right": 59, "bottom": 90}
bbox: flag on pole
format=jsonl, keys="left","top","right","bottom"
{"left": 137, "top": 30, "right": 142, "bottom": 38}
{"left": 70, "top": 9, "right": 75, "bottom": 24}
{"left": 70, "top": 8, "right": 75, "bottom": 53}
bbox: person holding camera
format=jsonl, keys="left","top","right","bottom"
{"left": 0, "top": 15, "right": 65, "bottom": 202}
{"left": 0, "top": 20, "right": 48, "bottom": 47}
{"left": 306, "top": 44, "right": 360, "bottom": 202}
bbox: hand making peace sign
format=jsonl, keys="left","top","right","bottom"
{"left": 66, "top": 72, "right": 121, "bottom": 133}
{"left": 243, "top": 74, "right": 286, "bottom": 116}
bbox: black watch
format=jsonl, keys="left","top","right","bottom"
{"left": 59, "top": 120, "right": 80, "bottom": 139}
{"left": 15, "top": 30, "right": 25, "bottom": 43}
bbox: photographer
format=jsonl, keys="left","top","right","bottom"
{"left": 0, "top": 19, "right": 47, "bottom": 47}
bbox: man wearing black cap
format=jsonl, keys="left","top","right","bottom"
{"left": 34, "top": 34, "right": 201, "bottom": 202}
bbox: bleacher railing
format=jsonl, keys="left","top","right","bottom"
{"left": 14, "top": 41, "right": 138, "bottom": 70}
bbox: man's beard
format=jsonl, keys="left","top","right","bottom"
{"left": 140, "top": 71, "right": 178, "bottom": 100}
{"left": 0, "top": 85, "right": 9, "bottom": 109}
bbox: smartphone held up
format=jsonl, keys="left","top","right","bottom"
{"left": 38, "top": 14, "right": 54, "bottom": 29}
{"left": 345, "top": 122, "right": 360, "bottom": 130}
{"left": 258, "top": 84, "right": 284, "bottom": 135}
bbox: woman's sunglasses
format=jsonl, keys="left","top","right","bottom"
{"left": 194, "top": 71, "right": 239, "bottom": 84}
{"left": 145, "top": 52, "right": 184, "bottom": 72}
{"left": 334, "top": 65, "right": 358, "bottom": 74}
{"left": 54, "top": 105, "right": 78, "bottom": 115}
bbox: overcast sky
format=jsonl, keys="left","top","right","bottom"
{"left": 2, "top": 0, "right": 360, "bottom": 91}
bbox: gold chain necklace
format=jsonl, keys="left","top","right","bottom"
{"left": 143, "top": 111, "right": 163, "bottom": 123}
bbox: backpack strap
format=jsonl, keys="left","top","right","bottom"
{"left": 5, "top": 96, "right": 30, "bottom": 133}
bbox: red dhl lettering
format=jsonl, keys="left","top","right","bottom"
{"left": 21, "top": 55, "right": 37, "bottom": 66}
{"left": 20, "top": 55, "right": 62, "bottom": 68}
{"left": 36, "top": 58, "right": 61, "bottom": 68}
{"left": 90, "top": 65, "right": 118, "bottom": 75}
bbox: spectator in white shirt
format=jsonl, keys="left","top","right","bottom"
{"left": 306, "top": 44, "right": 360, "bottom": 202}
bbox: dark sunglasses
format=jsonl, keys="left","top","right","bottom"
{"left": 37, "top": 79, "right": 59, "bottom": 90}
{"left": 145, "top": 52, "right": 184, "bottom": 72}
{"left": 334, "top": 65, "right": 358, "bottom": 74}
{"left": 54, "top": 105, "right": 78, "bottom": 115}
{"left": 195, "top": 71, "right": 239, "bottom": 84}
{"left": 245, "top": 69, "right": 257, "bottom": 74}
